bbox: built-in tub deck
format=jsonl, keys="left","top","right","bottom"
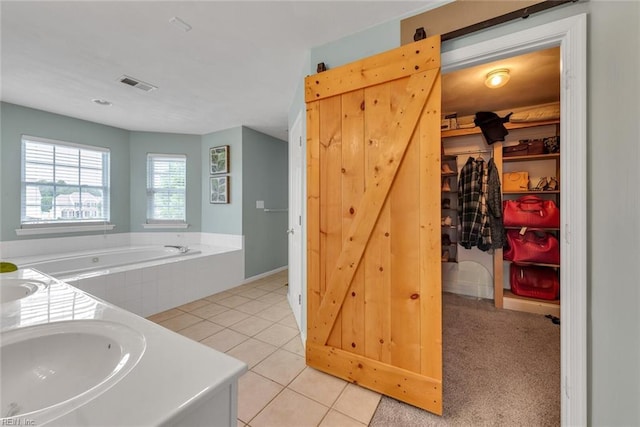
{"left": 9, "top": 245, "right": 244, "bottom": 318}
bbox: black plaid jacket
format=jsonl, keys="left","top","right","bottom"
{"left": 457, "top": 157, "right": 485, "bottom": 249}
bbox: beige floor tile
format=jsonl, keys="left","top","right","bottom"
{"left": 203, "top": 290, "right": 236, "bottom": 302}
{"left": 190, "top": 302, "right": 229, "bottom": 319}
{"left": 289, "top": 367, "right": 348, "bottom": 408}
{"left": 177, "top": 320, "right": 224, "bottom": 341}
{"left": 319, "top": 409, "right": 366, "bottom": 427}
{"left": 158, "top": 312, "right": 201, "bottom": 332}
{"left": 252, "top": 349, "right": 306, "bottom": 386}
{"left": 237, "top": 419, "right": 245, "bottom": 427}
{"left": 254, "top": 323, "right": 299, "bottom": 347}
{"left": 208, "top": 309, "right": 251, "bottom": 327}
{"left": 256, "top": 281, "right": 285, "bottom": 292}
{"left": 237, "top": 371, "right": 283, "bottom": 423}
{"left": 217, "top": 294, "right": 253, "bottom": 308}
{"left": 176, "top": 298, "right": 210, "bottom": 312}
{"left": 146, "top": 308, "right": 184, "bottom": 323}
{"left": 229, "top": 316, "right": 274, "bottom": 337}
{"left": 224, "top": 284, "right": 250, "bottom": 294}
{"left": 255, "top": 292, "right": 286, "bottom": 305}
{"left": 332, "top": 383, "right": 381, "bottom": 425}
{"left": 281, "top": 334, "right": 305, "bottom": 357}
{"left": 251, "top": 388, "right": 328, "bottom": 427}
{"left": 200, "top": 328, "right": 249, "bottom": 352}
{"left": 234, "top": 299, "right": 272, "bottom": 315}
{"left": 235, "top": 287, "right": 270, "bottom": 299}
{"left": 272, "top": 286, "right": 289, "bottom": 295}
{"left": 226, "top": 338, "right": 278, "bottom": 369}
{"left": 255, "top": 304, "right": 292, "bottom": 322}
{"left": 277, "top": 313, "right": 298, "bottom": 329}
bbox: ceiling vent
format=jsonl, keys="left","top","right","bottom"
{"left": 118, "top": 75, "right": 157, "bottom": 92}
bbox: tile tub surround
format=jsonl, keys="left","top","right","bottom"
{"left": 148, "top": 270, "right": 383, "bottom": 427}
{"left": 2, "top": 233, "right": 245, "bottom": 318}
{"left": 0, "top": 268, "right": 247, "bottom": 426}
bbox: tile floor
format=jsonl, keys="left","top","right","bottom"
{"left": 147, "top": 270, "right": 381, "bottom": 427}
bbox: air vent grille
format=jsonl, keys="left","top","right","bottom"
{"left": 118, "top": 75, "right": 157, "bottom": 92}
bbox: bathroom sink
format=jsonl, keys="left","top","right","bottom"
{"left": 1, "top": 320, "right": 146, "bottom": 423}
{"left": 0, "top": 278, "right": 47, "bottom": 304}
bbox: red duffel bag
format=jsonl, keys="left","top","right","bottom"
{"left": 504, "top": 229, "right": 560, "bottom": 264}
{"left": 510, "top": 264, "right": 559, "bottom": 300}
{"left": 503, "top": 195, "right": 560, "bottom": 228}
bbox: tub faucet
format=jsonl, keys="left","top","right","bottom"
{"left": 164, "top": 245, "right": 190, "bottom": 254}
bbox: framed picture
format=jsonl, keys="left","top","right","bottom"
{"left": 210, "top": 176, "right": 229, "bottom": 204}
{"left": 210, "top": 145, "right": 229, "bottom": 174}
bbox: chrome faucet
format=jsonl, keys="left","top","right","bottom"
{"left": 164, "top": 245, "right": 190, "bottom": 254}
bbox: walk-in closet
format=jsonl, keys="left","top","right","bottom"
{"left": 439, "top": 46, "right": 562, "bottom": 423}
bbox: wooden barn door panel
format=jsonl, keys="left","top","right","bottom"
{"left": 306, "top": 35, "right": 442, "bottom": 414}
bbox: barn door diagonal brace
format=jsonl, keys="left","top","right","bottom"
{"left": 309, "top": 68, "right": 440, "bottom": 345}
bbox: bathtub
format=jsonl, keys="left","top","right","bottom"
{"left": 12, "top": 242, "right": 244, "bottom": 318}
{"left": 21, "top": 246, "right": 200, "bottom": 278}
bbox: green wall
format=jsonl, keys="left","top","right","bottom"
{"left": 241, "top": 126, "right": 288, "bottom": 278}
{"left": 0, "top": 103, "right": 289, "bottom": 280}
{"left": 293, "top": 1, "right": 640, "bottom": 424}
{"left": 201, "top": 127, "right": 243, "bottom": 235}
{"left": 0, "top": 102, "right": 130, "bottom": 240}
{"left": 129, "top": 131, "right": 202, "bottom": 232}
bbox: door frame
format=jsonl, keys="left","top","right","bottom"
{"left": 288, "top": 111, "right": 304, "bottom": 331}
{"left": 441, "top": 14, "right": 587, "bottom": 425}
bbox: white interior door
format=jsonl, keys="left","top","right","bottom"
{"left": 287, "top": 112, "right": 303, "bottom": 330}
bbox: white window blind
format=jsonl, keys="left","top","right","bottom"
{"left": 21, "top": 135, "right": 110, "bottom": 225}
{"left": 147, "top": 153, "right": 186, "bottom": 223}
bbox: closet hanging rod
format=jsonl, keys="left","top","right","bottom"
{"left": 445, "top": 148, "right": 493, "bottom": 156}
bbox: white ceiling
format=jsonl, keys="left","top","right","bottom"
{"left": 1, "top": 1, "right": 434, "bottom": 141}
{"left": 442, "top": 46, "right": 560, "bottom": 118}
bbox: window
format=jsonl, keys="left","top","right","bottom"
{"left": 21, "top": 135, "right": 110, "bottom": 225}
{"left": 146, "top": 153, "right": 186, "bottom": 223}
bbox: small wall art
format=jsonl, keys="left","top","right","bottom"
{"left": 210, "top": 145, "right": 229, "bottom": 174}
{"left": 210, "top": 176, "right": 229, "bottom": 204}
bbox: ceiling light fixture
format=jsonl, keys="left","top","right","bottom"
{"left": 169, "top": 16, "right": 192, "bottom": 32}
{"left": 92, "top": 99, "right": 112, "bottom": 106}
{"left": 485, "top": 68, "right": 510, "bottom": 89}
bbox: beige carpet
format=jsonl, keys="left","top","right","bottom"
{"left": 370, "top": 292, "right": 560, "bottom": 426}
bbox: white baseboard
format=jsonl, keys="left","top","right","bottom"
{"left": 243, "top": 265, "right": 288, "bottom": 284}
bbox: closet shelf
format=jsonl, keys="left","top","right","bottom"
{"left": 503, "top": 190, "right": 560, "bottom": 195}
{"left": 441, "top": 119, "right": 559, "bottom": 139}
{"left": 441, "top": 172, "right": 457, "bottom": 177}
{"left": 503, "top": 153, "right": 560, "bottom": 162}
{"left": 505, "top": 260, "right": 560, "bottom": 268}
{"left": 502, "top": 290, "right": 560, "bottom": 317}
{"left": 504, "top": 226, "right": 560, "bottom": 231}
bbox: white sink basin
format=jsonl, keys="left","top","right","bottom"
{"left": 0, "top": 278, "right": 47, "bottom": 304}
{"left": 1, "top": 320, "right": 146, "bottom": 423}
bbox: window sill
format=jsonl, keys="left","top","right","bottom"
{"left": 142, "top": 223, "right": 190, "bottom": 230}
{"left": 15, "top": 223, "right": 116, "bottom": 236}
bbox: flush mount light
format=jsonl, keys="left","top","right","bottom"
{"left": 169, "top": 16, "right": 192, "bottom": 32}
{"left": 92, "top": 99, "right": 112, "bottom": 106}
{"left": 485, "top": 69, "right": 510, "bottom": 89}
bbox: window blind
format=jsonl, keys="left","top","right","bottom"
{"left": 146, "top": 153, "right": 186, "bottom": 222}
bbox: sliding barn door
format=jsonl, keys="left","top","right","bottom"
{"left": 306, "top": 35, "right": 442, "bottom": 414}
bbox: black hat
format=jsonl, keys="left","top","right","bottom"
{"left": 474, "top": 111, "right": 513, "bottom": 144}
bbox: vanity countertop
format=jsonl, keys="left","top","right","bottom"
{"left": 1, "top": 268, "right": 247, "bottom": 426}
